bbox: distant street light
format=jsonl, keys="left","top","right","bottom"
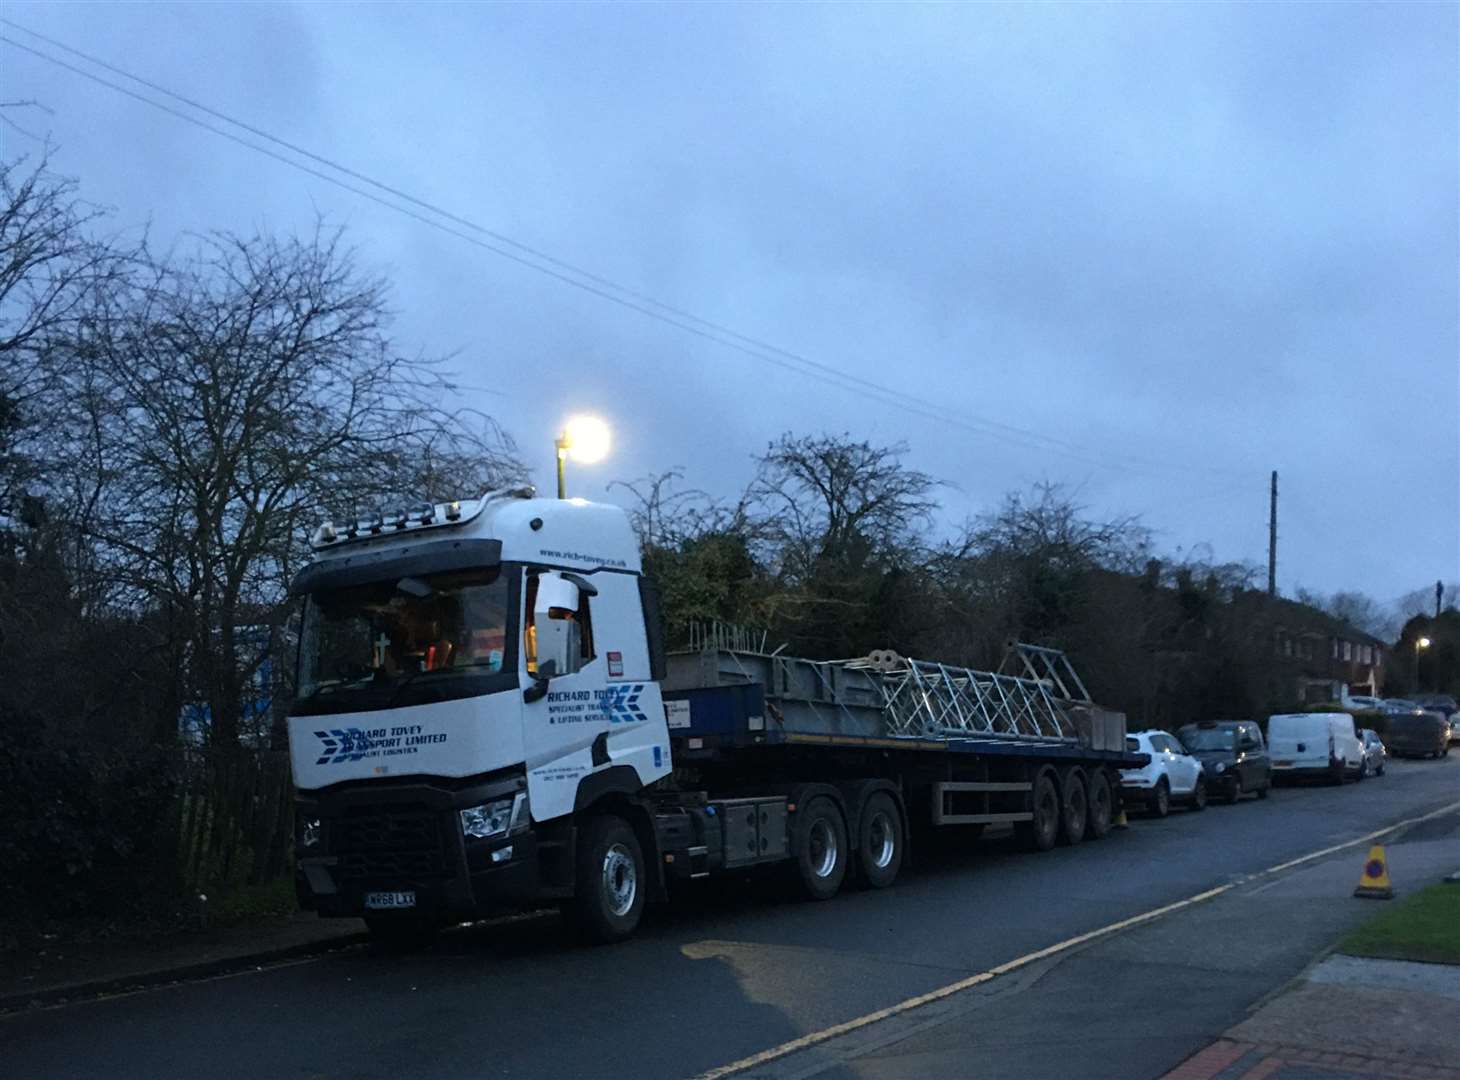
{"left": 1415, "top": 635, "right": 1431, "bottom": 690}
{"left": 554, "top": 415, "right": 611, "bottom": 499}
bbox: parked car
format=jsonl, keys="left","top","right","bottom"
{"left": 1382, "top": 712, "right": 1450, "bottom": 759}
{"left": 1266, "top": 712, "right": 1366, "bottom": 784}
{"left": 1359, "top": 729, "right": 1387, "bottom": 777}
{"left": 1176, "top": 720, "right": 1272, "bottom": 803}
{"left": 1415, "top": 693, "right": 1458, "bottom": 719}
{"left": 1382, "top": 698, "right": 1424, "bottom": 717}
{"left": 1121, "top": 730, "right": 1206, "bottom": 816}
{"left": 1346, "top": 695, "right": 1386, "bottom": 711}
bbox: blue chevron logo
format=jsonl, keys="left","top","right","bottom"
{"left": 314, "top": 727, "right": 373, "bottom": 765}
{"left": 598, "top": 684, "right": 648, "bottom": 725}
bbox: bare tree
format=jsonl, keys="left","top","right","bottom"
{"left": 0, "top": 152, "right": 126, "bottom": 522}
{"left": 50, "top": 226, "right": 522, "bottom": 746}
{"left": 748, "top": 433, "right": 938, "bottom": 581}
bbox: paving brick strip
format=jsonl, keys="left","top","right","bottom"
{"left": 1164, "top": 1038, "right": 1460, "bottom": 1080}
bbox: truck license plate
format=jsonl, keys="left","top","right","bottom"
{"left": 364, "top": 890, "right": 416, "bottom": 910}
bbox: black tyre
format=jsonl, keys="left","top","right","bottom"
{"left": 1356, "top": 759, "right": 1367, "bottom": 782}
{"left": 1190, "top": 777, "right": 1207, "bottom": 811}
{"left": 567, "top": 814, "right": 645, "bottom": 944}
{"left": 1084, "top": 769, "right": 1113, "bottom": 840}
{"left": 1059, "top": 768, "right": 1089, "bottom": 845}
{"left": 1376, "top": 762, "right": 1385, "bottom": 776}
{"left": 856, "top": 792, "right": 904, "bottom": 889}
{"left": 1148, "top": 778, "right": 1171, "bottom": 818}
{"left": 793, "top": 796, "right": 848, "bottom": 900}
{"left": 1018, "top": 772, "right": 1061, "bottom": 851}
{"left": 1224, "top": 775, "right": 1242, "bottom": 804}
{"left": 1256, "top": 780, "right": 1271, "bottom": 798}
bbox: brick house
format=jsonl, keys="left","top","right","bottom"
{"left": 1232, "top": 592, "right": 1386, "bottom": 706}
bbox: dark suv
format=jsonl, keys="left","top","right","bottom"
{"left": 1177, "top": 721, "right": 1272, "bottom": 804}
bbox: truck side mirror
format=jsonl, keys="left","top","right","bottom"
{"left": 532, "top": 572, "right": 581, "bottom": 679}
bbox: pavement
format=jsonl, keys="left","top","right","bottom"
{"left": 1162, "top": 950, "right": 1460, "bottom": 1080}
{"left": 0, "top": 754, "right": 1456, "bottom": 1080}
{"left": 0, "top": 911, "right": 366, "bottom": 1012}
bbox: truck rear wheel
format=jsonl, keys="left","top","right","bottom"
{"left": 856, "top": 792, "right": 904, "bottom": 889}
{"left": 1085, "top": 769, "right": 1113, "bottom": 839}
{"left": 1017, "top": 771, "right": 1060, "bottom": 852}
{"left": 793, "top": 797, "right": 848, "bottom": 900}
{"left": 567, "top": 814, "right": 645, "bottom": 944}
{"left": 1058, "top": 768, "right": 1088, "bottom": 845}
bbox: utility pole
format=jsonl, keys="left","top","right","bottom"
{"left": 1267, "top": 470, "right": 1278, "bottom": 597}
{"left": 1437, "top": 580, "right": 1445, "bottom": 617}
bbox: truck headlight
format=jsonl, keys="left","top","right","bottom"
{"left": 460, "top": 792, "right": 528, "bottom": 840}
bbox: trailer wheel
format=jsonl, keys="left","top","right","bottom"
{"left": 856, "top": 792, "right": 904, "bottom": 889}
{"left": 793, "top": 797, "right": 848, "bottom": 900}
{"left": 1017, "top": 771, "right": 1060, "bottom": 852}
{"left": 1084, "top": 769, "right": 1113, "bottom": 840}
{"left": 1058, "top": 768, "right": 1088, "bottom": 845}
{"left": 567, "top": 814, "right": 645, "bottom": 944}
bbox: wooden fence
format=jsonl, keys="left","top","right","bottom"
{"left": 171, "top": 749, "right": 295, "bottom": 892}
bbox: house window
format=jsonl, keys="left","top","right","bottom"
{"left": 1282, "top": 636, "right": 1294, "bottom": 658}
{"left": 1300, "top": 638, "right": 1314, "bottom": 661}
{"left": 1342, "top": 641, "right": 1352, "bottom": 662}
{"left": 1331, "top": 639, "right": 1339, "bottom": 660}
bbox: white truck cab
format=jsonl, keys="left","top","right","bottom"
{"left": 289, "top": 488, "right": 671, "bottom": 939}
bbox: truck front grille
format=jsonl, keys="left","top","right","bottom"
{"left": 332, "top": 806, "right": 448, "bottom": 882}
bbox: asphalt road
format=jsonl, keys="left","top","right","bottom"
{"left": 3, "top": 755, "right": 1457, "bottom": 1080}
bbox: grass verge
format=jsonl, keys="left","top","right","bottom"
{"left": 1339, "top": 882, "right": 1460, "bottom": 965}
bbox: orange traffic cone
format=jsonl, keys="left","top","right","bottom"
{"left": 1114, "top": 806, "right": 1130, "bottom": 830}
{"left": 1353, "top": 845, "right": 1393, "bottom": 900}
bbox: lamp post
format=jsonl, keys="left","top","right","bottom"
{"left": 1414, "top": 635, "right": 1431, "bottom": 691}
{"left": 554, "top": 415, "right": 610, "bottom": 499}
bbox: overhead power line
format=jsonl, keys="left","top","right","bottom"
{"left": 1, "top": 20, "right": 1251, "bottom": 482}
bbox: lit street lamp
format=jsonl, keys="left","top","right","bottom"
{"left": 1414, "top": 635, "right": 1431, "bottom": 690}
{"left": 554, "top": 415, "right": 611, "bottom": 499}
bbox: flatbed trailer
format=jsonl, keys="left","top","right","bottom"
{"left": 645, "top": 648, "right": 1147, "bottom": 895}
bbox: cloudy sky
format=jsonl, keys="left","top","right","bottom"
{"left": 2, "top": 2, "right": 1456, "bottom": 606}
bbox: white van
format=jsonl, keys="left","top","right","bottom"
{"left": 1267, "top": 712, "right": 1365, "bottom": 784}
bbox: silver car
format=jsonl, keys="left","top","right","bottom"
{"left": 1359, "top": 729, "right": 1387, "bottom": 777}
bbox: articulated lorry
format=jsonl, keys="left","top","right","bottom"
{"left": 288, "top": 488, "right": 1143, "bottom": 943}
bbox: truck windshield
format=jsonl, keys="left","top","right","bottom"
{"left": 295, "top": 567, "right": 515, "bottom": 712}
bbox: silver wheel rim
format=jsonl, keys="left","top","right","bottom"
{"left": 867, "top": 811, "right": 896, "bottom": 870}
{"left": 602, "top": 842, "right": 637, "bottom": 917}
{"left": 809, "top": 818, "right": 839, "bottom": 878}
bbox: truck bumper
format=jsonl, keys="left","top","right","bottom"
{"left": 294, "top": 770, "right": 539, "bottom": 921}
{"left": 297, "top": 831, "right": 540, "bottom": 919}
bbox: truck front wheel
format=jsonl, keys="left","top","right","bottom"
{"left": 856, "top": 792, "right": 904, "bottom": 889}
{"left": 567, "top": 814, "right": 645, "bottom": 944}
{"left": 793, "top": 797, "right": 848, "bottom": 900}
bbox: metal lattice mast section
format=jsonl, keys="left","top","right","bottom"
{"left": 843, "top": 646, "right": 1083, "bottom": 741}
